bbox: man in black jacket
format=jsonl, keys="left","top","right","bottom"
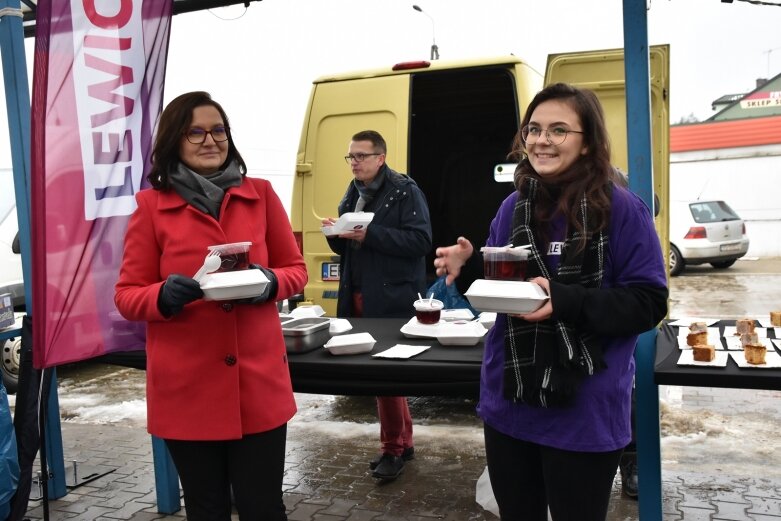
{"left": 323, "top": 130, "right": 432, "bottom": 481}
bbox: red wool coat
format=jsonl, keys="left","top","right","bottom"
{"left": 114, "top": 177, "right": 307, "bottom": 440}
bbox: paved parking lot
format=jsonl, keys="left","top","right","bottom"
{"left": 16, "top": 257, "right": 781, "bottom": 520}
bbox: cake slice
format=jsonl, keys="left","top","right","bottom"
{"left": 736, "top": 318, "right": 755, "bottom": 335}
{"left": 740, "top": 332, "right": 759, "bottom": 348}
{"left": 744, "top": 343, "right": 767, "bottom": 365}
{"left": 688, "top": 321, "right": 708, "bottom": 333}
{"left": 692, "top": 344, "right": 716, "bottom": 362}
{"left": 687, "top": 331, "right": 707, "bottom": 347}
{"left": 770, "top": 311, "right": 781, "bottom": 327}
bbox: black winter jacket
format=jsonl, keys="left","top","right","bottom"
{"left": 326, "top": 165, "right": 432, "bottom": 318}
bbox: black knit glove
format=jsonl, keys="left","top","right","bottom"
{"left": 237, "top": 264, "right": 278, "bottom": 304}
{"left": 158, "top": 274, "right": 204, "bottom": 317}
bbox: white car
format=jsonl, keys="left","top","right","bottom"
{"left": 669, "top": 200, "right": 749, "bottom": 276}
{"left": 0, "top": 206, "right": 23, "bottom": 392}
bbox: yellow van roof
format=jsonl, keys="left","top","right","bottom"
{"left": 312, "top": 56, "right": 531, "bottom": 83}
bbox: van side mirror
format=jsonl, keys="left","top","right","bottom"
{"left": 494, "top": 163, "right": 517, "bottom": 183}
{"left": 12, "top": 232, "right": 21, "bottom": 254}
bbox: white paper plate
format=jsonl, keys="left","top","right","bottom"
{"left": 723, "top": 325, "right": 768, "bottom": 338}
{"left": 729, "top": 350, "right": 781, "bottom": 368}
{"left": 324, "top": 332, "right": 376, "bottom": 355}
{"left": 676, "top": 350, "right": 729, "bottom": 367}
{"left": 465, "top": 279, "right": 548, "bottom": 314}
{"left": 677, "top": 336, "right": 724, "bottom": 350}
{"left": 400, "top": 317, "right": 444, "bottom": 338}
{"left": 200, "top": 269, "right": 269, "bottom": 301}
{"left": 668, "top": 317, "right": 721, "bottom": 327}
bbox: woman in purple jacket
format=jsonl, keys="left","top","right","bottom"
{"left": 434, "top": 83, "right": 667, "bottom": 520}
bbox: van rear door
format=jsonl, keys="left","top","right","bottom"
{"left": 295, "top": 75, "right": 410, "bottom": 316}
{"left": 545, "top": 45, "right": 670, "bottom": 248}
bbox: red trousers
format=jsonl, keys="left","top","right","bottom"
{"left": 352, "top": 293, "right": 414, "bottom": 456}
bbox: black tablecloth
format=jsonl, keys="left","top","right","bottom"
{"left": 288, "top": 317, "right": 483, "bottom": 397}
{"left": 654, "top": 320, "right": 781, "bottom": 390}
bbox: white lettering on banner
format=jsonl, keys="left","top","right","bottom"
{"left": 71, "top": 0, "right": 145, "bottom": 220}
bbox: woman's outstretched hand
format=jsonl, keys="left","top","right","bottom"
{"left": 434, "top": 236, "right": 474, "bottom": 286}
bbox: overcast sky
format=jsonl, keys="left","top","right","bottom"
{"left": 2, "top": 0, "right": 781, "bottom": 193}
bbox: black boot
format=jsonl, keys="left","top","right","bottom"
{"left": 619, "top": 451, "right": 638, "bottom": 499}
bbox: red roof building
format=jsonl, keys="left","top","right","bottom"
{"left": 670, "top": 115, "right": 781, "bottom": 153}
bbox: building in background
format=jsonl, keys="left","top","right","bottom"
{"left": 670, "top": 72, "right": 781, "bottom": 257}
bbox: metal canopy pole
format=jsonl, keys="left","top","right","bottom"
{"left": 0, "top": 0, "right": 67, "bottom": 502}
{"left": 622, "top": 0, "right": 664, "bottom": 519}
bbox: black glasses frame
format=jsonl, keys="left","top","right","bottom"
{"left": 344, "top": 152, "right": 381, "bottom": 164}
{"left": 521, "top": 125, "right": 583, "bottom": 146}
{"left": 184, "top": 127, "right": 230, "bottom": 144}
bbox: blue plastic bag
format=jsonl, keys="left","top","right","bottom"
{"left": 0, "top": 381, "right": 19, "bottom": 521}
{"left": 426, "top": 276, "right": 479, "bottom": 316}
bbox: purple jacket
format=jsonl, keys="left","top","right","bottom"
{"left": 476, "top": 186, "right": 667, "bottom": 452}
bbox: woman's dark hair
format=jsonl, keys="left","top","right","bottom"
{"left": 147, "top": 91, "right": 247, "bottom": 189}
{"left": 509, "top": 83, "right": 614, "bottom": 248}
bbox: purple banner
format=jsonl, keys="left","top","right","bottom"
{"left": 31, "top": 0, "right": 171, "bottom": 368}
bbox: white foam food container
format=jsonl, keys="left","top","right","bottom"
{"left": 440, "top": 308, "right": 475, "bottom": 321}
{"left": 324, "top": 332, "right": 376, "bottom": 355}
{"left": 436, "top": 321, "right": 488, "bottom": 346}
{"left": 465, "top": 279, "right": 549, "bottom": 314}
{"left": 200, "top": 269, "right": 269, "bottom": 301}
{"left": 478, "top": 312, "right": 497, "bottom": 330}
{"left": 321, "top": 212, "right": 375, "bottom": 236}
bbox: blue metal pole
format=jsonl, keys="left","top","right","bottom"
{"left": 0, "top": 0, "right": 67, "bottom": 500}
{"left": 623, "top": 0, "right": 663, "bottom": 519}
{"left": 151, "top": 436, "right": 181, "bottom": 514}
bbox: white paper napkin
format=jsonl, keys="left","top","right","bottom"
{"left": 372, "top": 344, "right": 431, "bottom": 359}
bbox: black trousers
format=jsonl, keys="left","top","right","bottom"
{"left": 165, "top": 424, "right": 288, "bottom": 521}
{"left": 484, "top": 424, "right": 622, "bottom": 521}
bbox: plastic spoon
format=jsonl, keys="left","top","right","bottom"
{"left": 193, "top": 254, "right": 221, "bottom": 282}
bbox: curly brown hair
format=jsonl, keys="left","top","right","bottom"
{"left": 509, "top": 83, "right": 613, "bottom": 250}
{"left": 147, "top": 91, "right": 247, "bottom": 189}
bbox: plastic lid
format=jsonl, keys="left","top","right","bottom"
{"left": 207, "top": 241, "right": 252, "bottom": 254}
{"left": 480, "top": 245, "right": 530, "bottom": 257}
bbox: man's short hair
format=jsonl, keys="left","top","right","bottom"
{"left": 352, "top": 130, "right": 387, "bottom": 154}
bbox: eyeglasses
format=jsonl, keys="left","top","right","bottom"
{"left": 184, "top": 126, "right": 229, "bottom": 144}
{"left": 521, "top": 125, "right": 583, "bottom": 146}
{"left": 344, "top": 152, "right": 381, "bottom": 164}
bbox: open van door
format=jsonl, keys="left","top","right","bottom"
{"left": 293, "top": 75, "right": 411, "bottom": 316}
{"left": 544, "top": 45, "right": 670, "bottom": 249}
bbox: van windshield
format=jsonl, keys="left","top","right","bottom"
{"left": 688, "top": 201, "right": 740, "bottom": 223}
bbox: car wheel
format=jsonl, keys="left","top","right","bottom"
{"left": 2, "top": 337, "right": 20, "bottom": 394}
{"left": 711, "top": 260, "right": 736, "bottom": 269}
{"left": 669, "top": 244, "right": 685, "bottom": 277}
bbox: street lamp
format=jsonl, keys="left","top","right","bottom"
{"left": 412, "top": 5, "right": 439, "bottom": 60}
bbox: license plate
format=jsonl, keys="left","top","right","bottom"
{"left": 720, "top": 243, "right": 740, "bottom": 252}
{"left": 322, "top": 262, "right": 340, "bottom": 281}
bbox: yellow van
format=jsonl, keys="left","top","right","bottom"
{"left": 290, "top": 47, "right": 669, "bottom": 316}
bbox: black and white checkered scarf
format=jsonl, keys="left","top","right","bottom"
{"left": 504, "top": 177, "right": 608, "bottom": 407}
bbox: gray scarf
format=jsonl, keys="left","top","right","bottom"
{"left": 168, "top": 161, "right": 243, "bottom": 219}
{"left": 353, "top": 170, "right": 385, "bottom": 212}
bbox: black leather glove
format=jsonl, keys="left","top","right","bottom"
{"left": 237, "top": 264, "right": 279, "bottom": 304}
{"left": 157, "top": 274, "right": 204, "bottom": 317}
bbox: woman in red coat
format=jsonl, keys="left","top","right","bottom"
{"left": 115, "top": 91, "right": 307, "bottom": 521}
